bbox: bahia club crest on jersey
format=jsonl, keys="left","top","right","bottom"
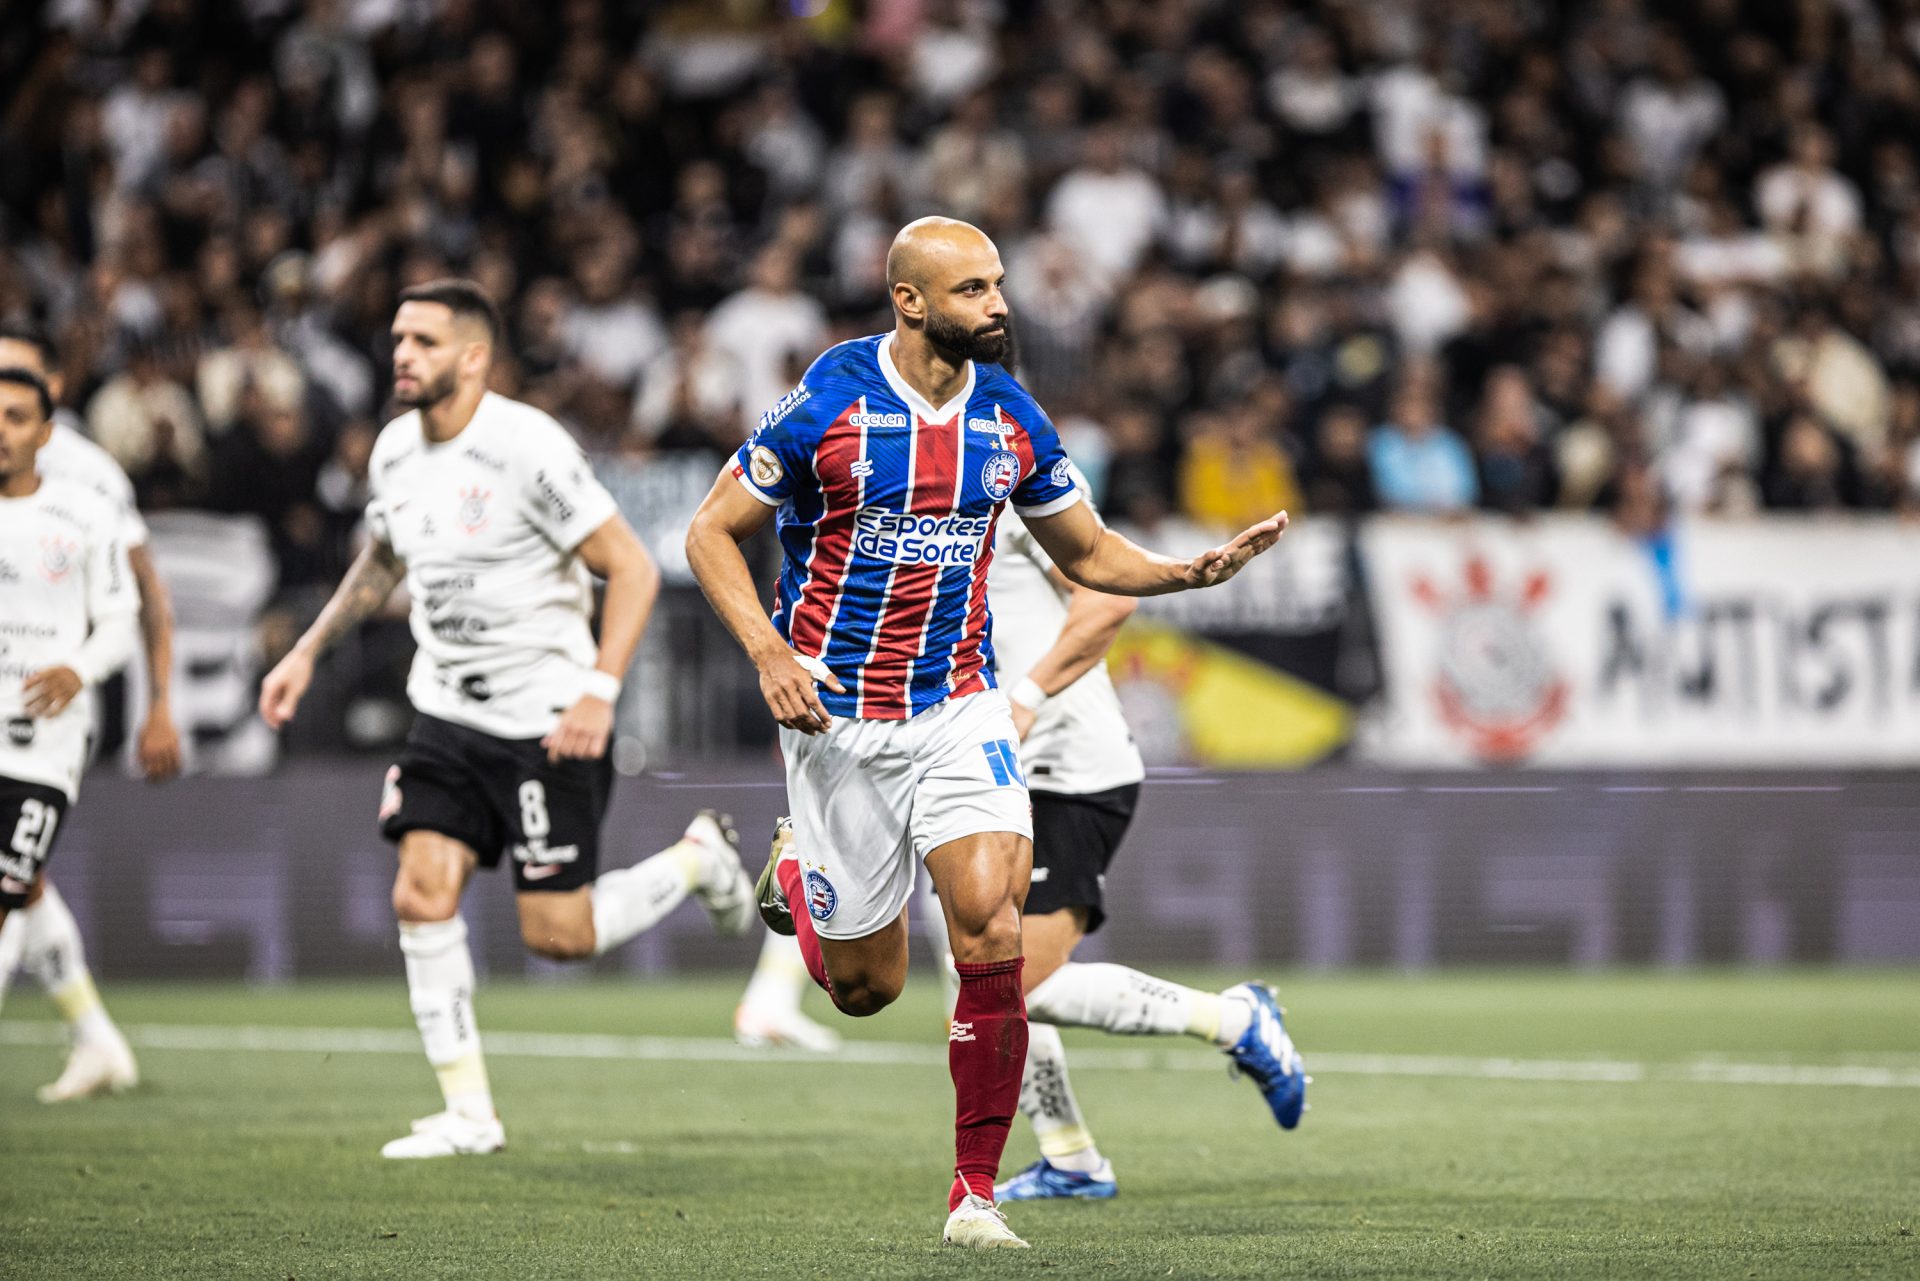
{"left": 731, "top": 334, "right": 1083, "bottom": 720}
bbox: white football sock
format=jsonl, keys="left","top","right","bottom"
{"left": 22, "top": 884, "right": 120, "bottom": 1048}
{"left": 1027, "top": 962, "right": 1252, "bottom": 1047}
{"left": 739, "top": 931, "right": 810, "bottom": 1013}
{"left": 398, "top": 916, "right": 493, "bottom": 1121}
{"left": 0, "top": 907, "right": 24, "bottom": 1016}
{"left": 589, "top": 844, "right": 703, "bottom": 956}
{"left": 1021, "top": 1023, "right": 1105, "bottom": 1172}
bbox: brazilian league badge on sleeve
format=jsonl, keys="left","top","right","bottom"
{"left": 981, "top": 450, "right": 1020, "bottom": 502}
{"left": 750, "top": 445, "right": 784, "bottom": 489}
{"left": 803, "top": 865, "right": 838, "bottom": 922}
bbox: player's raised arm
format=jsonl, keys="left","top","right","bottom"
{"left": 1021, "top": 499, "right": 1289, "bottom": 597}
{"left": 684, "top": 471, "right": 844, "bottom": 736}
{"left": 258, "top": 535, "right": 405, "bottom": 729}
{"left": 543, "top": 515, "right": 660, "bottom": 762}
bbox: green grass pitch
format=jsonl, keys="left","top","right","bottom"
{"left": 1, "top": 970, "right": 1915, "bottom": 1279}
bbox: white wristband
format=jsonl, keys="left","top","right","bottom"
{"left": 1010, "top": 676, "right": 1049, "bottom": 711}
{"left": 582, "top": 669, "right": 622, "bottom": 703}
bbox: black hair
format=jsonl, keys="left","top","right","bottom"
{"left": 0, "top": 323, "right": 56, "bottom": 370}
{"left": 0, "top": 367, "right": 54, "bottom": 422}
{"left": 396, "top": 279, "right": 502, "bottom": 345}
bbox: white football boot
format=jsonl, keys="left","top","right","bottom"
{"left": 942, "top": 1194, "right": 1029, "bottom": 1249}
{"left": 684, "top": 810, "right": 757, "bottom": 937}
{"left": 733, "top": 1001, "right": 842, "bottom": 1052}
{"left": 380, "top": 1110, "right": 506, "bottom": 1159}
{"left": 37, "top": 1033, "right": 139, "bottom": 1102}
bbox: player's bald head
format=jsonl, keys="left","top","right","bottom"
{"left": 886, "top": 217, "right": 1013, "bottom": 365}
{"left": 886, "top": 217, "right": 999, "bottom": 294}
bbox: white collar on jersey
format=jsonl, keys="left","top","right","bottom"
{"left": 877, "top": 334, "right": 975, "bottom": 424}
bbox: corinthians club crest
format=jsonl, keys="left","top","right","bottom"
{"left": 39, "top": 536, "right": 78, "bottom": 583}
{"left": 1410, "top": 555, "right": 1567, "bottom": 764}
{"left": 457, "top": 486, "right": 491, "bottom": 534}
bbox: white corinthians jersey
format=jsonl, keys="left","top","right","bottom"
{"left": 39, "top": 419, "right": 148, "bottom": 547}
{"left": 989, "top": 484, "right": 1144, "bottom": 796}
{"left": 0, "top": 479, "right": 137, "bottom": 799}
{"left": 367, "top": 393, "right": 620, "bottom": 740}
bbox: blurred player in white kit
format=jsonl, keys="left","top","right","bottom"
{"left": 0, "top": 367, "right": 143, "bottom": 1100}
{"left": 925, "top": 465, "right": 1308, "bottom": 1201}
{"left": 0, "top": 325, "right": 182, "bottom": 1102}
{"left": 259, "top": 281, "right": 757, "bottom": 1158}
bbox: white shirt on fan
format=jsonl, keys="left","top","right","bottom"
{"left": 0, "top": 477, "right": 137, "bottom": 799}
{"left": 366, "top": 392, "right": 620, "bottom": 741}
{"left": 990, "top": 471, "right": 1144, "bottom": 797}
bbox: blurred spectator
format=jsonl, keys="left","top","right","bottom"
{"left": 1765, "top": 411, "right": 1865, "bottom": 510}
{"left": 705, "top": 246, "right": 827, "bottom": 430}
{"left": 1370, "top": 365, "right": 1478, "bottom": 513}
{"left": 1616, "top": 30, "right": 1725, "bottom": 193}
{"left": 198, "top": 302, "right": 306, "bottom": 435}
{"left": 1046, "top": 123, "right": 1167, "bottom": 286}
{"left": 632, "top": 311, "right": 746, "bottom": 452}
{"left": 1301, "top": 404, "right": 1379, "bottom": 517}
{"left": 918, "top": 89, "right": 1026, "bottom": 226}
{"left": 1178, "top": 399, "right": 1302, "bottom": 534}
{"left": 825, "top": 94, "right": 914, "bottom": 219}
{"left": 562, "top": 240, "right": 667, "bottom": 392}
{"left": 87, "top": 339, "right": 206, "bottom": 505}
{"left": 1756, "top": 125, "right": 1864, "bottom": 271}
{"left": 1474, "top": 367, "right": 1560, "bottom": 514}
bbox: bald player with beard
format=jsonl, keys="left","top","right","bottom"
{"left": 686, "top": 218, "right": 1292, "bottom": 1248}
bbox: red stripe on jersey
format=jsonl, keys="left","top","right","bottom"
{"left": 786, "top": 404, "right": 865, "bottom": 657}
{"left": 862, "top": 415, "right": 962, "bottom": 718}
{"left": 1000, "top": 408, "right": 1039, "bottom": 489}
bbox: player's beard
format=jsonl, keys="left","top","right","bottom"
{"left": 925, "top": 308, "right": 1015, "bottom": 367}
{"left": 394, "top": 366, "right": 458, "bottom": 409}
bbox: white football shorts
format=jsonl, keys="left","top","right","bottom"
{"left": 778, "top": 689, "right": 1033, "bottom": 940}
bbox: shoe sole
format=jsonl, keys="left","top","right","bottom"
{"left": 943, "top": 1235, "right": 1030, "bottom": 1249}
{"left": 995, "top": 1182, "right": 1118, "bottom": 1202}
{"left": 754, "top": 821, "right": 796, "bottom": 936}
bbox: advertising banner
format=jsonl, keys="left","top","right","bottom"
{"left": 1360, "top": 515, "right": 1920, "bottom": 766}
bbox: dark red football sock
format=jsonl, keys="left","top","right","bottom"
{"left": 775, "top": 857, "right": 834, "bottom": 997}
{"left": 948, "top": 957, "right": 1026, "bottom": 1211}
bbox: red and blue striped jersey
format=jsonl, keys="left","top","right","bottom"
{"left": 731, "top": 334, "right": 1083, "bottom": 720}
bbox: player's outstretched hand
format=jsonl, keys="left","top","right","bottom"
{"left": 761, "top": 650, "right": 845, "bottom": 736}
{"left": 258, "top": 649, "right": 314, "bottom": 730}
{"left": 1182, "top": 511, "right": 1290, "bottom": 589}
{"left": 22, "top": 666, "right": 83, "bottom": 719}
{"left": 544, "top": 695, "right": 614, "bottom": 763}
{"left": 138, "top": 712, "right": 183, "bottom": 780}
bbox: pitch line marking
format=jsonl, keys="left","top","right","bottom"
{"left": 2, "top": 1022, "right": 1917, "bottom": 1089}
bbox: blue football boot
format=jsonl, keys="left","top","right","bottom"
{"left": 1223, "top": 982, "right": 1308, "bottom": 1130}
{"left": 995, "top": 1157, "right": 1119, "bottom": 1201}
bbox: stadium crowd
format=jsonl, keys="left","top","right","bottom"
{"left": 5, "top": 0, "right": 1920, "bottom": 614}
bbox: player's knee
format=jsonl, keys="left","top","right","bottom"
{"left": 831, "top": 974, "right": 903, "bottom": 1017}
{"left": 947, "top": 900, "right": 1022, "bottom": 963}
{"left": 391, "top": 877, "right": 457, "bottom": 923}
{"left": 519, "top": 917, "right": 594, "bottom": 961}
